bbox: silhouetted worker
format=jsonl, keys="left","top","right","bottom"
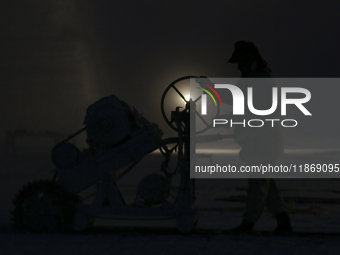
{"left": 226, "top": 41, "right": 293, "bottom": 235}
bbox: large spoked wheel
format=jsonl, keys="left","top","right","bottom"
{"left": 161, "top": 76, "right": 220, "bottom": 134}
{"left": 12, "top": 180, "right": 75, "bottom": 233}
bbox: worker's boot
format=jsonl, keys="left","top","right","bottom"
{"left": 273, "top": 212, "right": 293, "bottom": 236}
{"left": 227, "top": 219, "right": 255, "bottom": 234}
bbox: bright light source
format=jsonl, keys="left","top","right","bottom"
{"left": 182, "top": 94, "right": 190, "bottom": 102}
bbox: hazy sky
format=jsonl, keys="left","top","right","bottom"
{"left": 94, "top": 0, "right": 340, "bottom": 78}
{"left": 92, "top": 0, "right": 340, "bottom": 136}
{"left": 1, "top": 0, "right": 340, "bottom": 141}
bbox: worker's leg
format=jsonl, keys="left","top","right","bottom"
{"left": 227, "top": 178, "right": 271, "bottom": 233}
{"left": 265, "top": 179, "right": 292, "bottom": 235}
{"left": 264, "top": 179, "right": 286, "bottom": 216}
{"left": 243, "top": 178, "right": 271, "bottom": 223}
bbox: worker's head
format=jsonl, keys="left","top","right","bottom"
{"left": 228, "top": 41, "right": 270, "bottom": 77}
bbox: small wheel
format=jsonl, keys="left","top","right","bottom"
{"left": 161, "top": 76, "right": 220, "bottom": 134}
{"left": 51, "top": 142, "right": 80, "bottom": 170}
{"left": 176, "top": 211, "right": 198, "bottom": 233}
{"left": 72, "top": 211, "right": 90, "bottom": 231}
{"left": 11, "top": 180, "right": 74, "bottom": 233}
